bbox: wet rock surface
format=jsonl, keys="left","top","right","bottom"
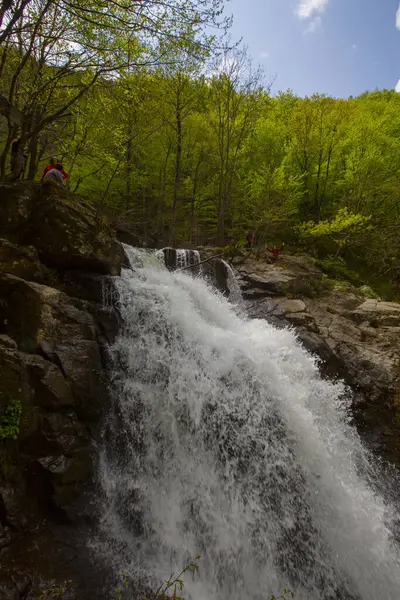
{"left": 235, "top": 253, "right": 324, "bottom": 298}
{"left": 0, "top": 182, "right": 123, "bottom": 598}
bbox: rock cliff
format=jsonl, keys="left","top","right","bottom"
{"left": 0, "top": 182, "right": 123, "bottom": 599}
{"left": 231, "top": 251, "right": 400, "bottom": 464}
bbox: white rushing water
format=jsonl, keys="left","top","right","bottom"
{"left": 220, "top": 259, "right": 244, "bottom": 310}
{"left": 95, "top": 247, "right": 400, "bottom": 600}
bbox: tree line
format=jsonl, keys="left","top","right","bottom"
{"left": 1, "top": 0, "right": 400, "bottom": 296}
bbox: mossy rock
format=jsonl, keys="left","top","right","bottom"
{"left": 0, "top": 182, "right": 124, "bottom": 276}
{"left": 0, "top": 238, "right": 49, "bottom": 282}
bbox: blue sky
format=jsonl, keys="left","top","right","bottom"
{"left": 227, "top": 0, "right": 400, "bottom": 98}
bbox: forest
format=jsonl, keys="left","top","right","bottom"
{"left": 1, "top": 0, "right": 400, "bottom": 297}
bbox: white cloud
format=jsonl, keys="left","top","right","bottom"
{"left": 352, "top": 43, "right": 358, "bottom": 50}
{"left": 296, "top": 0, "right": 329, "bottom": 19}
{"left": 396, "top": 3, "right": 400, "bottom": 29}
{"left": 305, "top": 16, "right": 322, "bottom": 34}
{"left": 260, "top": 51, "right": 269, "bottom": 59}
{"left": 395, "top": 80, "right": 400, "bottom": 93}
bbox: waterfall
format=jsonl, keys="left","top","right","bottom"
{"left": 94, "top": 246, "right": 400, "bottom": 600}
{"left": 154, "top": 249, "right": 241, "bottom": 309}
{"left": 220, "top": 259, "right": 243, "bottom": 307}
{"left": 156, "top": 247, "right": 201, "bottom": 273}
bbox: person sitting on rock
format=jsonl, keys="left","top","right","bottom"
{"left": 267, "top": 244, "right": 284, "bottom": 261}
{"left": 40, "top": 157, "right": 69, "bottom": 182}
{"left": 42, "top": 163, "right": 66, "bottom": 185}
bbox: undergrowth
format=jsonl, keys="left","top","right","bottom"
{"left": 0, "top": 399, "right": 22, "bottom": 440}
{"left": 315, "top": 256, "right": 361, "bottom": 286}
{"left": 38, "top": 557, "right": 295, "bottom": 599}
{"left": 38, "top": 580, "right": 73, "bottom": 599}
{"left": 110, "top": 556, "right": 295, "bottom": 600}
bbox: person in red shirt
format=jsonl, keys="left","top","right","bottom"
{"left": 40, "top": 157, "right": 69, "bottom": 182}
{"left": 246, "top": 232, "right": 258, "bottom": 248}
{"left": 267, "top": 244, "right": 284, "bottom": 261}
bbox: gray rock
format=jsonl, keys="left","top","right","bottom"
{"left": 285, "top": 312, "right": 317, "bottom": 330}
{"left": 0, "top": 273, "right": 96, "bottom": 352}
{"left": 357, "top": 299, "right": 400, "bottom": 313}
{"left": 52, "top": 340, "right": 106, "bottom": 421}
{"left": 0, "top": 238, "right": 49, "bottom": 282}
{"left": 0, "top": 182, "right": 124, "bottom": 275}
{"left": 0, "top": 334, "right": 17, "bottom": 349}
{"left": 235, "top": 253, "right": 323, "bottom": 298}
{"left": 279, "top": 299, "right": 306, "bottom": 314}
{"left": 0, "top": 577, "right": 19, "bottom": 600}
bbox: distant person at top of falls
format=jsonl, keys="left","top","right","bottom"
{"left": 246, "top": 232, "right": 258, "bottom": 248}
{"left": 42, "top": 162, "right": 66, "bottom": 186}
{"left": 10, "top": 138, "right": 27, "bottom": 180}
{"left": 40, "top": 157, "right": 69, "bottom": 182}
{"left": 267, "top": 243, "right": 284, "bottom": 261}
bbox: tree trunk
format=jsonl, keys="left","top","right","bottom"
{"left": 169, "top": 84, "right": 182, "bottom": 247}
{"left": 7, "top": 130, "right": 28, "bottom": 181}
{"left": 157, "top": 143, "right": 171, "bottom": 244}
{"left": 142, "top": 186, "right": 147, "bottom": 239}
{"left": 0, "top": 132, "right": 13, "bottom": 180}
{"left": 189, "top": 154, "right": 201, "bottom": 243}
{"left": 27, "top": 133, "right": 39, "bottom": 180}
{"left": 314, "top": 147, "right": 323, "bottom": 220}
{"left": 126, "top": 105, "right": 133, "bottom": 211}
{"left": 217, "top": 194, "right": 225, "bottom": 245}
{"left": 217, "top": 146, "right": 225, "bottom": 245}
{"left": 320, "top": 143, "right": 333, "bottom": 210}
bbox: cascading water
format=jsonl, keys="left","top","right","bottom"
{"left": 220, "top": 259, "right": 243, "bottom": 308}
{"left": 94, "top": 246, "right": 400, "bottom": 600}
{"left": 156, "top": 247, "right": 201, "bottom": 273}
{"left": 176, "top": 248, "right": 200, "bottom": 270}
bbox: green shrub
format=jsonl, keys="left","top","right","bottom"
{"left": 359, "top": 285, "right": 381, "bottom": 300}
{"left": 111, "top": 556, "right": 295, "bottom": 600}
{"left": 0, "top": 399, "right": 22, "bottom": 440}
{"left": 329, "top": 279, "right": 359, "bottom": 294}
{"left": 39, "top": 580, "right": 73, "bottom": 599}
{"left": 316, "top": 256, "right": 362, "bottom": 286}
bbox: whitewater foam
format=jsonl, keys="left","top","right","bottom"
{"left": 94, "top": 247, "right": 400, "bottom": 600}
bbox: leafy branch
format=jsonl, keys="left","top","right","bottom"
{"left": 144, "top": 555, "right": 200, "bottom": 600}
{"left": 0, "top": 399, "right": 22, "bottom": 440}
{"left": 38, "top": 579, "right": 73, "bottom": 599}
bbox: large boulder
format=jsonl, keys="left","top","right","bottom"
{"left": 350, "top": 299, "right": 400, "bottom": 327}
{"left": 44, "top": 340, "right": 106, "bottom": 421}
{"left": 0, "top": 238, "right": 49, "bottom": 282}
{"left": 0, "top": 274, "right": 106, "bottom": 421}
{"left": 0, "top": 345, "right": 74, "bottom": 414}
{"left": 302, "top": 292, "right": 400, "bottom": 396}
{"left": 0, "top": 182, "right": 38, "bottom": 237}
{"left": 0, "top": 182, "right": 123, "bottom": 275}
{"left": 233, "top": 253, "right": 324, "bottom": 298}
{"left": 0, "top": 274, "right": 96, "bottom": 351}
